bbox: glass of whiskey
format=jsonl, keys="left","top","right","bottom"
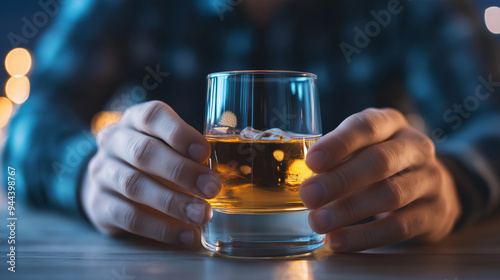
{"left": 202, "top": 71, "right": 324, "bottom": 257}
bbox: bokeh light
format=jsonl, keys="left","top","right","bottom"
{"left": 485, "top": 6, "right": 500, "bottom": 34}
{"left": 219, "top": 111, "right": 237, "bottom": 128}
{"left": 240, "top": 165, "right": 252, "bottom": 175}
{"left": 286, "top": 159, "right": 314, "bottom": 184}
{"left": 273, "top": 149, "right": 285, "bottom": 162}
{"left": 6, "top": 76, "right": 30, "bottom": 104}
{"left": 91, "top": 111, "right": 123, "bottom": 135}
{"left": 4, "top": 48, "right": 32, "bottom": 77}
{"left": 0, "top": 97, "right": 13, "bottom": 128}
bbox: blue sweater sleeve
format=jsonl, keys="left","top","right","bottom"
{"left": 3, "top": 100, "right": 97, "bottom": 217}
{"left": 2, "top": 0, "right": 135, "bottom": 218}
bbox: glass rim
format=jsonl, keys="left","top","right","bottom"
{"left": 207, "top": 70, "right": 317, "bottom": 79}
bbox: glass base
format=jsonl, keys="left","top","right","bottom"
{"left": 201, "top": 210, "right": 325, "bottom": 258}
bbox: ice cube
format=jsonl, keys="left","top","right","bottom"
{"left": 240, "top": 126, "right": 262, "bottom": 139}
{"left": 211, "top": 126, "right": 241, "bottom": 135}
{"left": 240, "top": 126, "right": 292, "bottom": 141}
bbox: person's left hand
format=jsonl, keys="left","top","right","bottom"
{"left": 300, "top": 108, "right": 462, "bottom": 252}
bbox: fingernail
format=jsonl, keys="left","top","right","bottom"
{"left": 179, "top": 230, "right": 194, "bottom": 246}
{"left": 306, "top": 150, "right": 329, "bottom": 172}
{"left": 310, "top": 209, "right": 333, "bottom": 232}
{"left": 300, "top": 182, "right": 326, "bottom": 208}
{"left": 189, "top": 143, "right": 209, "bottom": 162}
{"left": 328, "top": 234, "right": 347, "bottom": 252}
{"left": 186, "top": 202, "right": 205, "bottom": 226}
{"left": 196, "top": 173, "right": 221, "bottom": 198}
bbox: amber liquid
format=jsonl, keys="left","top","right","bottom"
{"left": 206, "top": 136, "right": 318, "bottom": 214}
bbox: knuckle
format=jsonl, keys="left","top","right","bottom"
{"left": 88, "top": 156, "right": 102, "bottom": 176}
{"left": 108, "top": 203, "right": 139, "bottom": 232}
{"left": 89, "top": 194, "right": 102, "bottom": 215}
{"left": 92, "top": 209, "right": 119, "bottom": 236}
{"left": 162, "top": 114, "right": 181, "bottom": 142}
{"left": 384, "top": 179, "right": 407, "bottom": 208}
{"left": 158, "top": 191, "right": 176, "bottom": 216}
{"left": 363, "top": 107, "right": 380, "bottom": 115}
{"left": 392, "top": 216, "right": 416, "bottom": 238}
{"left": 332, "top": 168, "right": 351, "bottom": 195}
{"left": 427, "top": 164, "right": 443, "bottom": 186}
{"left": 130, "top": 138, "right": 157, "bottom": 167}
{"left": 340, "top": 198, "right": 359, "bottom": 221}
{"left": 96, "top": 123, "right": 117, "bottom": 147}
{"left": 119, "top": 171, "right": 144, "bottom": 199}
{"left": 157, "top": 224, "right": 173, "bottom": 243}
{"left": 433, "top": 197, "right": 448, "bottom": 216}
{"left": 102, "top": 160, "right": 117, "bottom": 180}
{"left": 425, "top": 197, "right": 457, "bottom": 242}
{"left": 96, "top": 132, "right": 105, "bottom": 147}
{"left": 369, "top": 146, "right": 395, "bottom": 172}
{"left": 122, "top": 106, "right": 133, "bottom": 120}
{"left": 166, "top": 158, "right": 187, "bottom": 183}
{"left": 419, "top": 134, "right": 435, "bottom": 157}
{"left": 335, "top": 134, "right": 354, "bottom": 156}
{"left": 140, "top": 101, "right": 167, "bottom": 128}
{"left": 355, "top": 113, "right": 380, "bottom": 139}
{"left": 358, "top": 228, "right": 376, "bottom": 248}
{"left": 385, "top": 108, "right": 406, "bottom": 123}
{"left": 121, "top": 208, "right": 141, "bottom": 233}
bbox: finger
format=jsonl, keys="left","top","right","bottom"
{"left": 99, "top": 127, "right": 221, "bottom": 199}
{"left": 308, "top": 165, "right": 440, "bottom": 233}
{"left": 325, "top": 200, "right": 434, "bottom": 252}
{"left": 300, "top": 128, "right": 434, "bottom": 208}
{"left": 306, "top": 108, "right": 407, "bottom": 173}
{"left": 121, "top": 100, "right": 210, "bottom": 162}
{"left": 101, "top": 193, "right": 201, "bottom": 247}
{"left": 97, "top": 158, "right": 213, "bottom": 226}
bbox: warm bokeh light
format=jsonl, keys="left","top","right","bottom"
{"left": 0, "top": 97, "right": 13, "bottom": 128}
{"left": 219, "top": 111, "right": 237, "bottom": 128}
{"left": 5, "top": 48, "right": 32, "bottom": 77}
{"left": 485, "top": 6, "right": 500, "bottom": 34}
{"left": 214, "top": 163, "right": 239, "bottom": 180}
{"left": 286, "top": 159, "right": 313, "bottom": 184}
{"left": 240, "top": 165, "right": 252, "bottom": 175}
{"left": 91, "top": 111, "right": 123, "bottom": 135}
{"left": 5, "top": 76, "right": 30, "bottom": 104}
{"left": 273, "top": 149, "right": 284, "bottom": 162}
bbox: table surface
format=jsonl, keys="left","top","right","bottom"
{"left": 1, "top": 208, "right": 500, "bottom": 280}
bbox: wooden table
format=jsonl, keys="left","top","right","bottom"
{"left": 1, "top": 208, "right": 499, "bottom": 280}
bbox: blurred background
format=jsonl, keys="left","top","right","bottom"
{"left": 0, "top": 0, "right": 499, "bottom": 150}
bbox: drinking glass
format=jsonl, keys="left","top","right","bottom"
{"left": 202, "top": 70, "right": 324, "bottom": 257}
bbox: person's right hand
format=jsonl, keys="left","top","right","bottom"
{"left": 80, "top": 101, "right": 221, "bottom": 247}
